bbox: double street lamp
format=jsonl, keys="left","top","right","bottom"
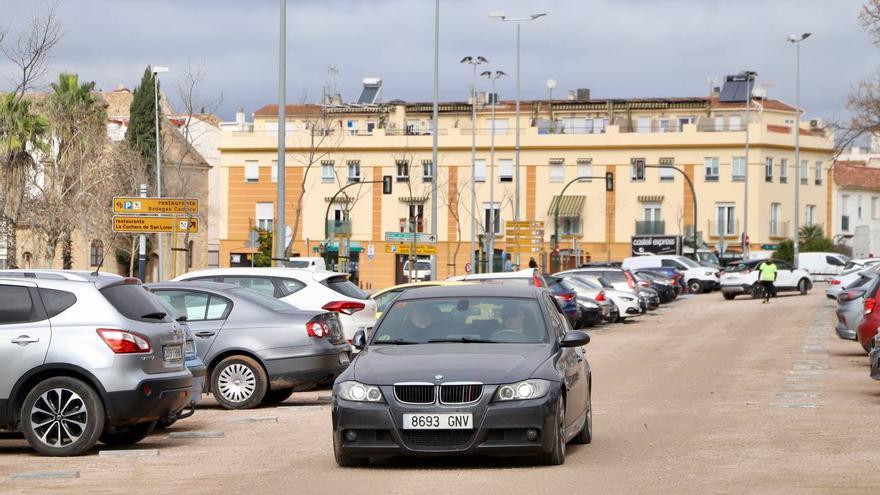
{"left": 481, "top": 69, "right": 506, "bottom": 272}
{"left": 151, "top": 64, "right": 169, "bottom": 281}
{"left": 461, "top": 56, "right": 488, "bottom": 272}
{"left": 788, "top": 32, "right": 811, "bottom": 269}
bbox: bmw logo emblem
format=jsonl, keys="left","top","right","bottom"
{"left": 434, "top": 374, "right": 443, "bottom": 380}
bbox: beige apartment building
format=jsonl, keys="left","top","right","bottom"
{"left": 217, "top": 82, "right": 833, "bottom": 289}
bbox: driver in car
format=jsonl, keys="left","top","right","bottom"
{"left": 496, "top": 305, "right": 530, "bottom": 342}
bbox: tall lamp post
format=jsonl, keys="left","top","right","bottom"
{"left": 788, "top": 32, "right": 811, "bottom": 269}
{"left": 461, "top": 56, "right": 487, "bottom": 272}
{"left": 739, "top": 70, "right": 756, "bottom": 260}
{"left": 274, "top": 0, "right": 287, "bottom": 267}
{"left": 482, "top": 69, "right": 506, "bottom": 273}
{"left": 152, "top": 65, "right": 169, "bottom": 281}
{"left": 430, "top": 0, "right": 439, "bottom": 281}
{"left": 490, "top": 11, "right": 546, "bottom": 223}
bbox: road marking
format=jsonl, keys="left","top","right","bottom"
{"left": 99, "top": 449, "right": 160, "bottom": 457}
{"left": 771, "top": 303, "right": 831, "bottom": 410}
{"left": 278, "top": 405, "right": 324, "bottom": 411}
{"left": 10, "top": 470, "right": 80, "bottom": 480}
{"left": 228, "top": 416, "right": 278, "bottom": 423}
{"left": 169, "top": 431, "right": 225, "bottom": 439}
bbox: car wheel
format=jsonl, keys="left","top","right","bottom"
{"left": 539, "top": 396, "right": 566, "bottom": 465}
{"left": 723, "top": 293, "right": 736, "bottom": 301}
{"left": 798, "top": 279, "right": 809, "bottom": 295}
{"left": 334, "top": 431, "right": 369, "bottom": 467}
{"left": 688, "top": 280, "right": 703, "bottom": 294}
{"left": 99, "top": 420, "right": 157, "bottom": 446}
{"left": 21, "top": 376, "right": 105, "bottom": 457}
{"left": 571, "top": 394, "right": 592, "bottom": 445}
{"left": 262, "top": 387, "right": 295, "bottom": 405}
{"left": 212, "top": 355, "right": 268, "bottom": 410}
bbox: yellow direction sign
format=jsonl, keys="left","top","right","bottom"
{"left": 113, "top": 197, "right": 199, "bottom": 215}
{"left": 506, "top": 220, "right": 544, "bottom": 229}
{"left": 113, "top": 216, "right": 199, "bottom": 234}
{"left": 506, "top": 245, "right": 543, "bottom": 254}
{"left": 384, "top": 243, "right": 438, "bottom": 255}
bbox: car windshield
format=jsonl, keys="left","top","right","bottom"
{"left": 228, "top": 286, "right": 300, "bottom": 311}
{"left": 560, "top": 277, "right": 594, "bottom": 293}
{"left": 372, "top": 296, "right": 548, "bottom": 344}
{"left": 678, "top": 257, "right": 701, "bottom": 268}
{"left": 287, "top": 261, "right": 312, "bottom": 268}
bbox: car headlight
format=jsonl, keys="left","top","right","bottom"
{"left": 583, "top": 302, "right": 598, "bottom": 309}
{"left": 338, "top": 381, "right": 384, "bottom": 403}
{"left": 621, "top": 296, "right": 635, "bottom": 302}
{"left": 493, "top": 379, "right": 551, "bottom": 402}
{"left": 704, "top": 271, "right": 715, "bottom": 276}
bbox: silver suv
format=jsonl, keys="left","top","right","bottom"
{"left": 0, "top": 270, "right": 193, "bottom": 456}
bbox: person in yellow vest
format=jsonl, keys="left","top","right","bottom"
{"left": 757, "top": 258, "right": 778, "bottom": 304}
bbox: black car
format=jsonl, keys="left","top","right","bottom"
{"left": 332, "top": 285, "right": 592, "bottom": 466}
{"left": 633, "top": 271, "right": 677, "bottom": 303}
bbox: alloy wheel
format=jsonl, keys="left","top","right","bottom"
{"left": 217, "top": 363, "right": 257, "bottom": 403}
{"left": 30, "top": 388, "right": 88, "bottom": 448}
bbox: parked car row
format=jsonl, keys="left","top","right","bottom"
{"left": 827, "top": 261, "right": 880, "bottom": 384}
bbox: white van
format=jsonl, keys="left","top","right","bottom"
{"left": 286, "top": 257, "right": 327, "bottom": 271}
{"left": 797, "top": 252, "right": 849, "bottom": 282}
{"left": 403, "top": 258, "right": 432, "bottom": 282}
{"left": 622, "top": 255, "right": 720, "bottom": 294}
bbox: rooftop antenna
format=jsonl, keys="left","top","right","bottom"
{"left": 323, "top": 65, "right": 339, "bottom": 104}
{"left": 707, "top": 76, "right": 718, "bottom": 96}
{"left": 92, "top": 231, "right": 120, "bottom": 277}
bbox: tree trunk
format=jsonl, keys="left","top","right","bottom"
{"left": 1, "top": 215, "right": 17, "bottom": 269}
{"left": 43, "top": 234, "right": 60, "bottom": 269}
{"left": 61, "top": 230, "right": 73, "bottom": 269}
{"left": 129, "top": 236, "right": 137, "bottom": 277}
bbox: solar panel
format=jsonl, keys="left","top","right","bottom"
{"left": 357, "top": 86, "right": 380, "bottom": 105}
{"left": 719, "top": 76, "right": 755, "bottom": 103}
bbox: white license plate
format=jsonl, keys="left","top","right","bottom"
{"left": 163, "top": 345, "right": 183, "bottom": 361}
{"left": 403, "top": 413, "right": 473, "bottom": 430}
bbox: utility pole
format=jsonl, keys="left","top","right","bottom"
{"left": 274, "top": 0, "right": 287, "bottom": 267}
{"left": 138, "top": 183, "right": 147, "bottom": 282}
{"left": 151, "top": 65, "right": 169, "bottom": 281}
{"left": 741, "top": 70, "right": 756, "bottom": 260}
{"left": 430, "top": 0, "right": 439, "bottom": 280}
{"left": 788, "top": 33, "right": 811, "bottom": 269}
{"left": 461, "top": 56, "right": 487, "bottom": 273}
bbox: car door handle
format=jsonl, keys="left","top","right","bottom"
{"left": 11, "top": 335, "right": 39, "bottom": 345}
{"left": 195, "top": 331, "right": 216, "bottom": 338}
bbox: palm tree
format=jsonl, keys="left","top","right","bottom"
{"left": 0, "top": 94, "right": 48, "bottom": 268}
{"left": 798, "top": 224, "right": 825, "bottom": 245}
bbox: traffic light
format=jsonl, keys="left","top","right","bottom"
{"left": 382, "top": 175, "right": 392, "bottom": 194}
{"left": 605, "top": 171, "right": 614, "bottom": 192}
{"left": 634, "top": 158, "right": 646, "bottom": 181}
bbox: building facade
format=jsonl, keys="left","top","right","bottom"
{"left": 217, "top": 88, "right": 833, "bottom": 289}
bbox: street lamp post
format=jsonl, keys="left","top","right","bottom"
{"left": 151, "top": 65, "right": 169, "bottom": 281}
{"left": 490, "top": 11, "right": 546, "bottom": 223}
{"left": 739, "top": 70, "right": 756, "bottom": 260}
{"left": 461, "top": 56, "right": 487, "bottom": 272}
{"left": 430, "top": 0, "right": 439, "bottom": 281}
{"left": 275, "top": 0, "right": 287, "bottom": 267}
{"left": 788, "top": 33, "right": 811, "bottom": 269}
{"left": 482, "top": 70, "right": 506, "bottom": 273}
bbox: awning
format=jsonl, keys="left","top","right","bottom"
{"left": 547, "top": 195, "right": 585, "bottom": 217}
{"left": 312, "top": 241, "right": 364, "bottom": 253}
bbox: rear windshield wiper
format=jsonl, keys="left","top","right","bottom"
{"left": 427, "top": 337, "right": 496, "bottom": 344}
{"left": 140, "top": 312, "right": 167, "bottom": 320}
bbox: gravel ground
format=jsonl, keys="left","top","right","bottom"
{"left": 2, "top": 289, "right": 879, "bottom": 494}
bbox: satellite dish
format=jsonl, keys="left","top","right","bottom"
{"left": 546, "top": 79, "right": 557, "bottom": 90}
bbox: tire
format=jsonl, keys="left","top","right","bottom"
{"left": 723, "top": 293, "right": 735, "bottom": 300}
{"left": 262, "top": 387, "right": 295, "bottom": 405}
{"left": 21, "top": 376, "right": 105, "bottom": 457}
{"left": 334, "top": 432, "right": 369, "bottom": 467}
{"left": 99, "top": 420, "right": 157, "bottom": 446}
{"left": 571, "top": 394, "right": 592, "bottom": 445}
{"left": 211, "top": 355, "right": 268, "bottom": 410}
{"left": 688, "top": 280, "right": 703, "bottom": 294}
{"left": 798, "top": 279, "right": 809, "bottom": 295}
{"left": 539, "top": 396, "right": 566, "bottom": 466}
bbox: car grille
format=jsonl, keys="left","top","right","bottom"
{"left": 394, "top": 384, "right": 435, "bottom": 404}
{"left": 401, "top": 430, "right": 474, "bottom": 448}
{"left": 439, "top": 384, "right": 483, "bottom": 404}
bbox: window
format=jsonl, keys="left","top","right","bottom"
{"left": 858, "top": 196, "right": 863, "bottom": 219}
{"left": 365, "top": 121, "right": 376, "bottom": 134}
{"left": 731, "top": 156, "right": 746, "bottom": 181}
{"left": 271, "top": 160, "right": 278, "bottom": 183}
{"left": 90, "top": 239, "right": 104, "bottom": 267}
{"left": 500, "top": 159, "right": 514, "bottom": 182}
{"left": 39, "top": 288, "right": 76, "bottom": 318}
{"left": 779, "top": 158, "right": 788, "bottom": 183}
{"left": 560, "top": 216, "right": 581, "bottom": 236}
{"left": 678, "top": 116, "right": 694, "bottom": 131}
{"left": 346, "top": 119, "right": 358, "bottom": 135}
{"left": 474, "top": 159, "right": 486, "bottom": 182}
{"left": 407, "top": 204, "right": 424, "bottom": 233}
{"left": 806, "top": 204, "right": 816, "bottom": 226}
{"left": 421, "top": 160, "right": 433, "bottom": 182}
{"left": 405, "top": 120, "right": 420, "bottom": 135}
{"left": 487, "top": 119, "right": 509, "bottom": 135}
{"left": 643, "top": 203, "right": 662, "bottom": 222}
{"left": 100, "top": 284, "right": 171, "bottom": 323}
{"left": 483, "top": 202, "right": 501, "bottom": 235}
{"left": 714, "top": 116, "right": 725, "bottom": 131}
{"left": 815, "top": 161, "right": 823, "bottom": 185}
{"left": 704, "top": 157, "right": 720, "bottom": 181}
{"left": 0, "top": 285, "right": 37, "bottom": 324}
{"left": 396, "top": 160, "right": 410, "bottom": 181}
{"left": 550, "top": 160, "right": 564, "bottom": 183}
{"left": 715, "top": 204, "right": 736, "bottom": 236}
{"left": 658, "top": 118, "right": 670, "bottom": 133}
{"left": 800, "top": 160, "right": 809, "bottom": 185}
{"left": 154, "top": 290, "right": 231, "bottom": 321}
{"left": 826, "top": 255, "right": 846, "bottom": 267}
{"left": 220, "top": 276, "right": 278, "bottom": 297}
{"left": 770, "top": 203, "right": 781, "bottom": 236}
{"left": 873, "top": 197, "right": 879, "bottom": 219}
{"left": 576, "top": 159, "right": 592, "bottom": 181}
{"left": 347, "top": 160, "right": 361, "bottom": 183}
{"left": 279, "top": 278, "right": 306, "bottom": 296}
{"left": 244, "top": 160, "right": 259, "bottom": 182}
{"left": 636, "top": 117, "right": 651, "bottom": 133}
{"left": 764, "top": 157, "right": 773, "bottom": 182}
{"left": 321, "top": 161, "right": 335, "bottom": 182}
{"left": 659, "top": 164, "right": 675, "bottom": 182}
{"left": 729, "top": 115, "right": 742, "bottom": 131}
{"left": 256, "top": 202, "right": 274, "bottom": 232}
{"left": 593, "top": 118, "right": 607, "bottom": 134}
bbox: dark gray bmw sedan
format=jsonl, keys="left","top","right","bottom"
{"left": 332, "top": 285, "right": 592, "bottom": 466}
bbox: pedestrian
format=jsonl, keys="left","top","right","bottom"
{"left": 757, "top": 257, "right": 778, "bottom": 304}
{"left": 503, "top": 253, "right": 514, "bottom": 272}
{"left": 528, "top": 257, "right": 538, "bottom": 269}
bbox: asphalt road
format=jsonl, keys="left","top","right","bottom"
{"left": 2, "top": 289, "right": 879, "bottom": 494}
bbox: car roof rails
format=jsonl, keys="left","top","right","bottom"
{"left": 578, "top": 262, "right": 621, "bottom": 268}
{"left": 0, "top": 269, "right": 123, "bottom": 282}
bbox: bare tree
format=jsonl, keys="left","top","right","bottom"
{"left": 2, "top": 0, "right": 61, "bottom": 102}
{"left": 837, "top": 1, "right": 880, "bottom": 153}
{"left": 437, "top": 171, "right": 473, "bottom": 277}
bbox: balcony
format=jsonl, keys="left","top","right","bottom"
{"left": 707, "top": 220, "right": 740, "bottom": 239}
{"left": 326, "top": 219, "right": 351, "bottom": 238}
{"left": 635, "top": 220, "right": 666, "bottom": 235}
{"left": 769, "top": 221, "right": 790, "bottom": 239}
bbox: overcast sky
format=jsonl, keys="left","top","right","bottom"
{"left": 1, "top": 0, "right": 877, "bottom": 123}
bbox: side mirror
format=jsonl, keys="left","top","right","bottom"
{"left": 560, "top": 330, "right": 590, "bottom": 347}
{"left": 352, "top": 329, "right": 367, "bottom": 350}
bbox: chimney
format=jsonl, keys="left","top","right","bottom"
{"left": 236, "top": 107, "right": 245, "bottom": 127}
{"left": 567, "top": 90, "right": 576, "bottom": 101}
{"left": 712, "top": 86, "right": 721, "bottom": 97}
{"left": 576, "top": 88, "right": 590, "bottom": 100}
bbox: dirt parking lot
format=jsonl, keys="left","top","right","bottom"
{"left": 2, "top": 289, "right": 880, "bottom": 494}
